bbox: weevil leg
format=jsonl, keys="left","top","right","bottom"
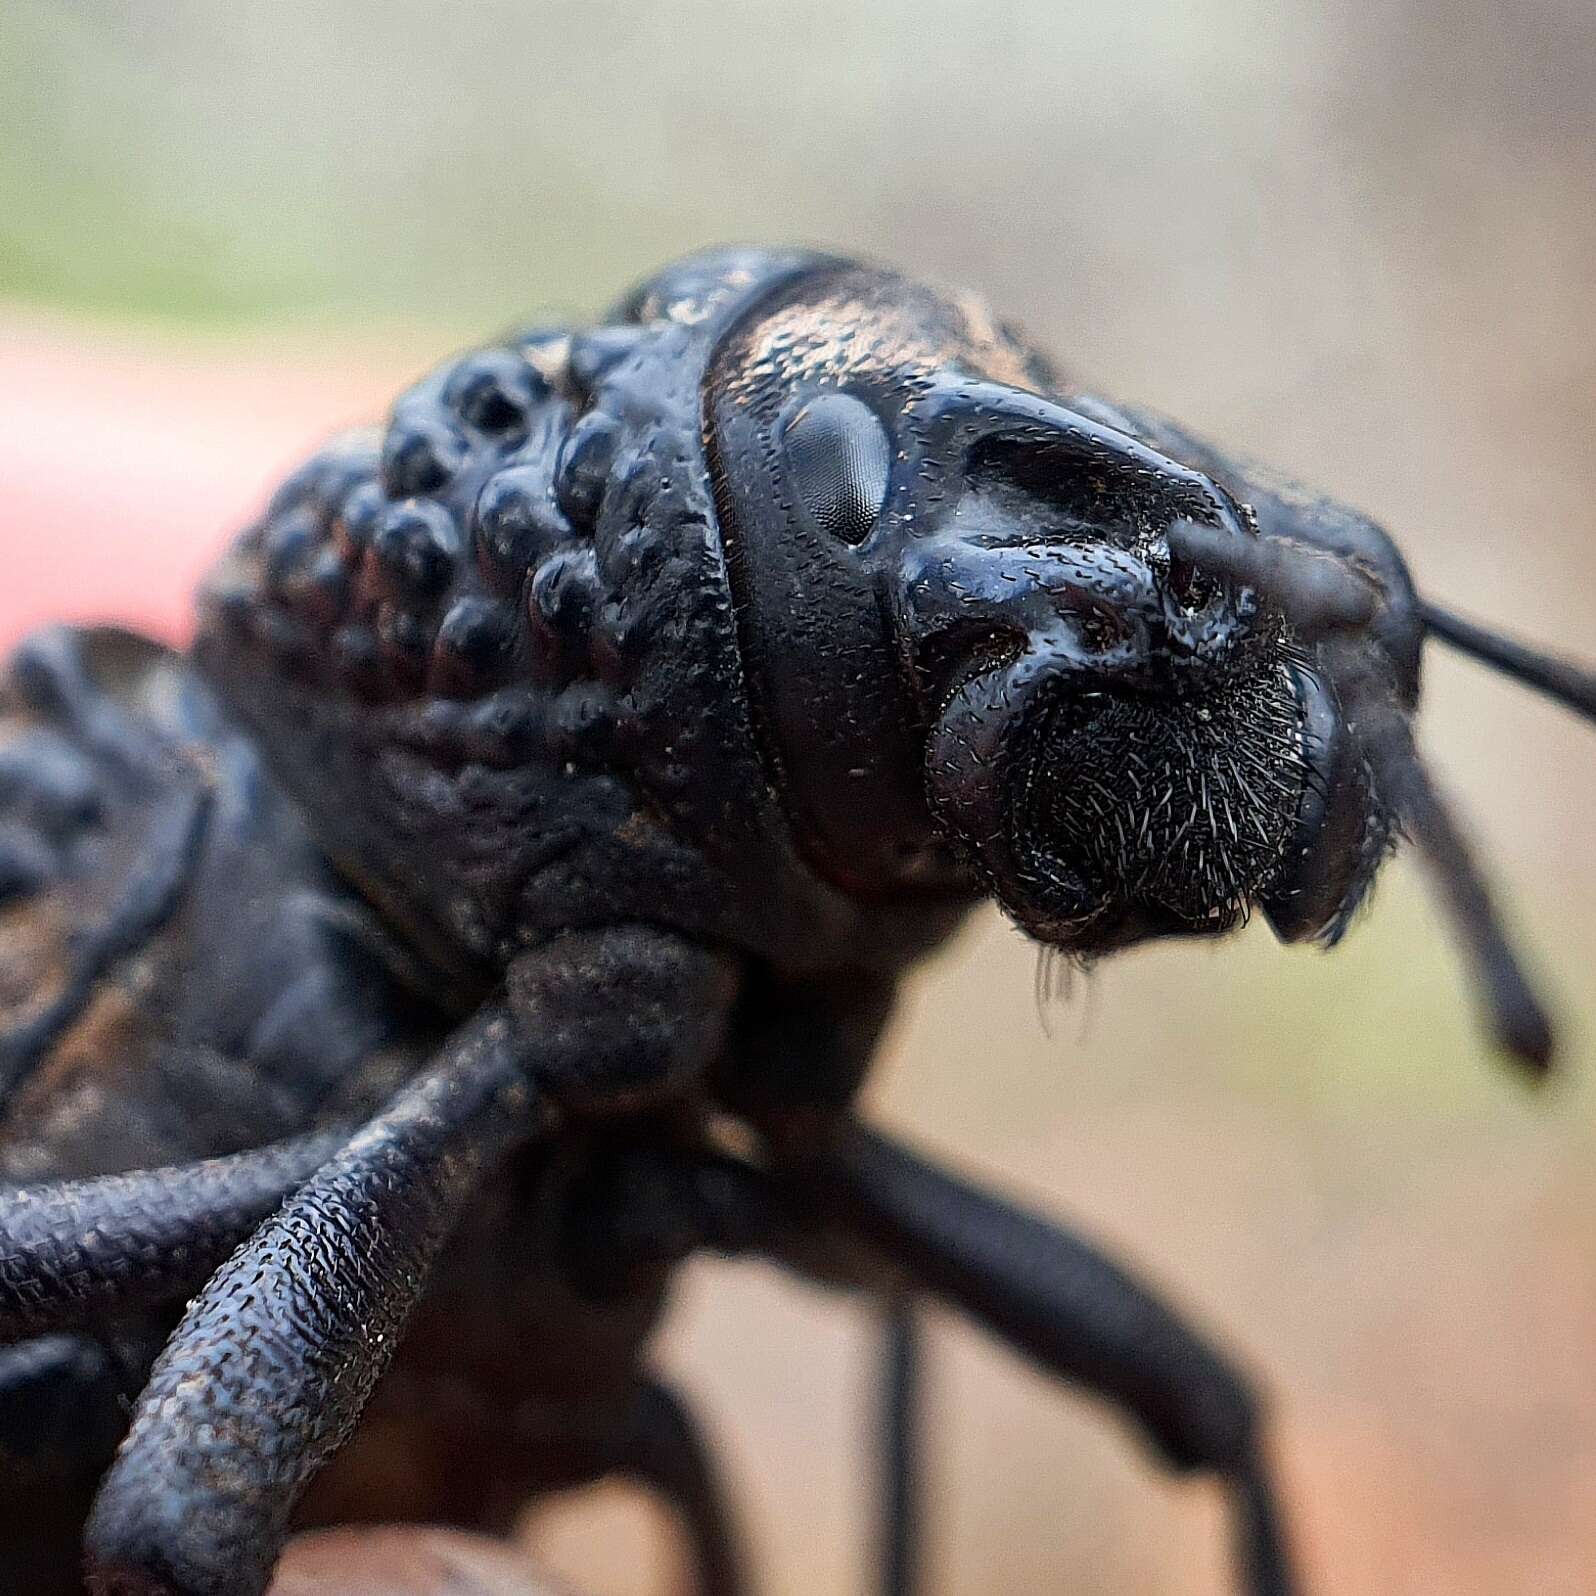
{"left": 4, "top": 628, "right": 171, "bottom": 781}
{"left": 0, "top": 628, "right": 218, "bottom": 1111}
{"left": 610, "top": 1377, "right": 749, "bottom": 1596}
{"left": 83, "top": 1006, "right": 545, "bottom": 1596}
{"left": 875, "top": 1289, "right": 924, "bottom": 1596}
{"left": 552, "top": 1095, "right": 1285, "bottom": 1595}
{"left": 807, "top": 1123, "right": 1295, "bottom": 1596}
{"left": 85, "top": 927, "right": 739, "bottom": 1596}
{"left": 0, "top": 1128, "right": 347, "bottom": 1342}
{"left": 0, "top": 777, "right": 212, "bottom": 1107}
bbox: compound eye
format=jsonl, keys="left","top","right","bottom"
{"left": 781, "top": 392, "right": 892, "bottom": 546}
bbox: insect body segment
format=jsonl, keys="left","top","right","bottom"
{"left": 200, "top": 250, "right": 966, "bottom": 994}
{"left": 0, "top": 247, "right": 1590, "bottom": 1596}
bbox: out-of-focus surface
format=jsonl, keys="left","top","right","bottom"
{"left": 269, "top": 1527, "right": 572, "bottom": 1596}
{"left": 4, "top": 3, "right": 1596, "bottom": 1593}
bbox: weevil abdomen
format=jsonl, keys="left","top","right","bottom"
{"left": 0, "top": 627, "right": 442, "bottom": 1184}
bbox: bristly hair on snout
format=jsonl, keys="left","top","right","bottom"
{"left": 1010, "top": 646, "right": 1310, "bottom": 934}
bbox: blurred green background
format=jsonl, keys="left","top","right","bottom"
{"left": 4, "top": 3, "right": 1596, "bottom": 1593}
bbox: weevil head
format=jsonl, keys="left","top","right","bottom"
{"left": 706, "top": 260, "right": 1406, "bottom": 954}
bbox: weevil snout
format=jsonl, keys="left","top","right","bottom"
{"left": 897, "top": 385, "right": 1353, "bottom": 952}
{"left": 919, "top": 590, "right": 1313, "bottom": 952}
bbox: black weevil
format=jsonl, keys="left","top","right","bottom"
{"left": 1, "top": 247, "right": 1592, "bottom": 1596}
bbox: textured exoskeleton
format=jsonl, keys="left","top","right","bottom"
{"left": 1, "top": 248, "right": 1588, "bottom": 1596}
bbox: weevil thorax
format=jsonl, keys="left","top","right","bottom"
{"left": 194, "top": 250, "right": 981, "bottom": 990}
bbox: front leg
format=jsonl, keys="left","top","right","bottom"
{"left": 85, "top": 928, "right": 739, "bottom": 1596}
{"left": 804, "top": 1123, "right": 1295, "bottom": 1596}
{"left": 84, "top": 1006, "right": 541, "bottom": 1596}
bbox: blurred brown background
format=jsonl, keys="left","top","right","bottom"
{"left": 3, "top": 3, "right": 1596, "bottom": 1593}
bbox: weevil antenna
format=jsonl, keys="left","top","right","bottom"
{"left": 1167, "top": 521, "right": 1555, "bottom": 1074}
{"left": 1323, "top": 638, "right": 1553, "bottom": 1073}
{"left": 1166, "top": 521, "right": 1379, "bottom": 640}
{"left": 1419, "top": 601, "right": 1596, "bottom": 726}
{"left": 1169, "top": 520, "right": 1596, "bottom": 721}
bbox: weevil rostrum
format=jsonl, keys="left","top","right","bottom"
{"left": 1, "top": 248, "right": 1593, "bottom": 1596}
